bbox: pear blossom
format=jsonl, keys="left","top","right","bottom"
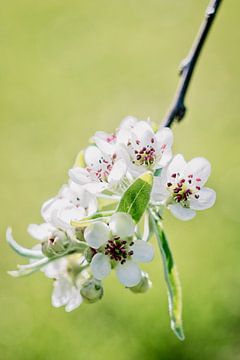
{"left": 152, "top": 154, "right": 216, "bottom": 220}
{"left": 41, "top": 181, "right": 97, "bottom": 229}
{"left": 69, "top": 145, "right": 128, "bottom": 193}
{"left": 119, "top": 120, "right": 173, "bottom": 176}
{"left": 84, "top": 212, "right": 154, "bottom": 287}
{"left": 43, "top": 255, "right": 90, "bottom": 312}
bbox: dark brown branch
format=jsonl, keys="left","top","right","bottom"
{"left": 162, "top": 0, "right": 223, "bottom": 128}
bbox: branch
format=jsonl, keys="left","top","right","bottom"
{"left": 162, "top": 0, "right": 222, "bottom": 128}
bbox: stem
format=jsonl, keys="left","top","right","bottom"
{"left": 162, "top": 0, "right": 222, "bottom": 128}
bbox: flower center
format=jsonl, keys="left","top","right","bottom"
{"left": 104, "top": 237, "right": 133, "bottom": 264}
{"left": 87, "top": 155, "right": 116, "bottom": 182}
{"left": 131, "top": 143, "right": 156, "bottom": 167}
{"left": 167, "top": 173, "right": 202, "bottom": 207}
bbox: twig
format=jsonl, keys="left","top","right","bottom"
{"left": 162, "top": 0, "right": 222, "bottom": 128}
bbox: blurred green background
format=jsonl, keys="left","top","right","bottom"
{"left": 0, "top": 0, "right": 239, "bottom": 359}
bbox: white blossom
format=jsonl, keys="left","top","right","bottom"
{"left": 43, "top": 255, "right": 89, "bottom": 312}
{"left": 118, "top": 120, "right": 173, "bottom": 176}
{"left": 41, "top": 181, "right": 97, "bottom": 229}
{"left": 84, "top": 212, "right": 154, "bottom": 287}
{"left": 152, "top": 154, "right": 216, "bottom": 220}
{"left": 69, "top": 145, "right": 127, "bottom": 193}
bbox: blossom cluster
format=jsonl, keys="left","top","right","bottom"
{"left": 7, "top": 116, "right": 216, "bottom": 313}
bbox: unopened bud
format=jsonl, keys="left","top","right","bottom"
{"left": 42, "top": 230, "right": 70, "bottom": 257}
{"left": 84, "top": 247, "right": 96, "bottom": 263}
{"left": 129, "top": 272, "right": 152, "bottom": 294}
{"left": 80, "top": 278, "right": 103, "bottom": 303}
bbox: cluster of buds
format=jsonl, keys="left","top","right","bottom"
{"left": 6, "top": 116, "right": 216, "bottom": 339}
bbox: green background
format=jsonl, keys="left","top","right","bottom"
{"left": 1, "top": 0, "right": 239, "bottom": 359}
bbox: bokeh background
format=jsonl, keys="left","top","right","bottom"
{"left": 0, "top": 0, "right": 239, "bottom": 359}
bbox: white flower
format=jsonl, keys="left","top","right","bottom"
{"left": 69, "top": 145, "right": 127, "bottom": 192}
{"left": 41, "top": 181, "right": 97, "bottom": 229}
{"left": 43, "top": 254, "right": 89, "bottom": 312}
{"left": 84, "top": 212, "right": 154, "bottom": 287}
{"left": 93, "top": 116, "right": 138, "bottom": 151}
{"left": 119, "top": 120, "right": 173, "bottom": 176}
{"left": 152, "top": 154, "right": 216, "bottom": 220}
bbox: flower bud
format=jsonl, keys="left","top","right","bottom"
{"left": 42, "top": 230, "right": 70, "bottom": 258}
{"left": 80, "top": 278, "right": 103, "bottom": 303}
{"left": 129, "top": 272, "right": 152, "bottom": 294}
{"left": 84, "top": 247, "right": 96, "bottom": 263}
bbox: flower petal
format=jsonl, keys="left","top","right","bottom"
{"left": 84, "top": 146, "right": 103, "bottom": 168}
{"left": 52, "top": 206, "right": 86, "bottom": 229}
{"left": 65, "top": 288, "right": 83, "bottom": 312}
{"left": 190, "top": 188, "right": 216, "bottom": 210}
{"left": 131, "top": 121, "right": 154, "bottom": 147}
{"left": 108, "top": 159, "right": 127, "bottom": 184}
{"left": 84, "top": 222, "right": 110, "bottom": 249}
{"left": 109, "top": 212, "right": 135, "bottom": 238}
{"left": 115, "top": 260, "right": 141, "bottom": 287}
{"left": 131, "top": 240, "right": 154, "bottom": 263}
{"left": 93, "top": 133, "right": 116, "bottom": 155}
{"left": 151, "top": 173, "right": 169, "bottom": 203}
{"left": 27, "top": 223, "right": 55, "bottom": 241}
{"left": 51, "top": 278, "right": 72, "bottom": 308}
{"left": 167, "top": 154, "right": 186, "bottom": 179}
{"left": 68, "top": 167, "right": 90, "bottom": 185}
{"left": 42, "top": 258, "right": 68, "bottom": 279}
{"left": 168, "top": 203, "right": 196, "bottom": 221}
{"left": 184, "top": 157, "right": 211, "bottom": 186}
{"left": 90, "top": 253, "right": 111, "bottom": 280}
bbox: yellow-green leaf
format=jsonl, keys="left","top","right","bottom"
{"left": 117, "top": 172, "right": 153, "bottom": 223}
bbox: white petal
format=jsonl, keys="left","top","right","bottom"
{"left": 87, "top": 197, "right": 98, "bottom": 215}
{"left": 42, "top": 258, "right": 67, "bottom": 279}
{"left": 93, "top": 134, "right": 116, "bottom": 155}
{"left": 84, "top": 182, "right": 107, "bottom": 194}
{"left": 155, "top": 127, "right": 173, "bottom": 148}
{"left": 27, "top": 223, "right": 54, "bottom": 241}
{"left": 109, "top": 212, "right": 135, "bottom": 238}
{"left": 190, "top": 188, "right": 216, "bottom": 210}
{"left": 84, "top": 222, "right": 110, "bottom": 249}
{"left": 51, "top": 278, "right": 72, "bottom": 307}
{"left": 184, "top": 157, "right": 211, "bottom": 186}
{"left": 151, "top": 174, "right": 169, "bottom": 203}
{"left": 65, "top": 288, "right": 83, "bottom": 312}
{"left": 158, "top": 149, "right": 173, "bottom": 168}
{"left": 41, "top": 197, "right": 69, "bottom": 223}
{"left": 52, "top": 206, "right": 86, "bottom": 229}
{"left": 167, "top": 154, "right": 186, "bottom": 178}
{"left": 168, "top": 203, "right": 196, "bottom": 221}
{"left": 108, "top": 159, "right": 127, "bottom": 184}
{"left": 131, "top": 240, "right": 154, "bottom": 263}
{"left": 84, "top": 146, "right": 103, "bottom": 168}
{"left": 132, "top": 121, "right": 155, "bottom": 147}
{"left": 115, "top": 260, "right": 141, "bottom": 287}
{"left": 90, "top": 253, "right": 111, "bottom": 280}
{"left": 116, "top": 116, "right": 138, "bottom": 144}
{"left": 68, "top": 167, "right": 90, "bottom": 185}
{"left": 119, "top": 116, "right": 138, "bottom": 130}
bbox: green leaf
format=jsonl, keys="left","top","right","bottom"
{"left": 117, "top": 172, "right": 153, "bottom": 223}
{"left": 71, "top": 210, "right": 114, "bottom": 228}
{"left": 150, "top": 210, "right": 185, "bottom": 341}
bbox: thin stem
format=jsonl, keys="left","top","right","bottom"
{"left": 162, "top": 0, "right": 222, "bottom": 128}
